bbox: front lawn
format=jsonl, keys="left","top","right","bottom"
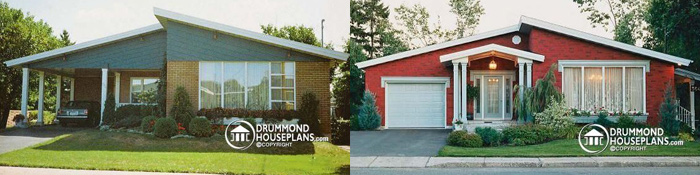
{"left": 0, "top": 129, "right": 349, "bottom": 175}
{"left": 439, "top": 139, "right": 700, "bottom": 157}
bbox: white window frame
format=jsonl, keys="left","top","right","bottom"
{"left": 129, "top": 77, "right": 159, "bottom": 103}
{"left": 198, "top": 61, "right": 296, "bottom": 110}
{"left": 559, "top": 60, "right": 648, "bottom": 114}
{"left": 270, "top": 62, "right": 296, "bottom": 110}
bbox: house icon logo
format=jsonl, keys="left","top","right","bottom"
{"left": 577, "top": 124, "right": 610, "bottom": 154}
{"left": 224, "top": 120, "right": 256, "bottom": 150}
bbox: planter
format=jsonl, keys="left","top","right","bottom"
{"left": 573, "top": 115, "right": 647, "bottom": 124}
{"left": 453, "top": 124, "right": 464, "bottom": 131}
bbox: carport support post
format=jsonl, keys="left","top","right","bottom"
{"left": 55, "top": 75, "right": 61, "bottom": 114}
{"left": 37, "top": 71, "right": 45, "bottom": 126}
{"left": 20, "top": 67, "right": 29, "bottom": 122}
{"left": 460, "top": 63, "right": 468, "bottom": 124}
{"left": 691, "top": 80, "right": 695, "bottom": 130}
{"left": 100, "top": 68, "right": 108, "bottom": 126}
{"left": 69, "top": 78, "right": 74, "bottom": 101}
{"left": 452, "top": 63, "right": 460, "bottom": 124}
{"left": 115, "top": 72, "right": 120, "bottom": 105}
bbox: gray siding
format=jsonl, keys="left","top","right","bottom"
{"left": 29, "top": 30, "right": 167, "bottom": 69}
{"left": 166, "top": 21, "right": 325, "bottom": 62}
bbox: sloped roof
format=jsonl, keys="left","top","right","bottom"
{"left": 356, "top": 16, "right": 692, "bottom": 69}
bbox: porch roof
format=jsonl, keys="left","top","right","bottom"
{"left": 438, "top": 44, "right": 545, "bottom": 63}
{"left": 675, "top": 68, "right": 700, "bottom": 81}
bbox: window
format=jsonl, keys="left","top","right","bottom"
{"left": 130, "top": 78, "right": 158, "bottom": 103}
{"left": 563, "top": 66, "right": 645, "bottom": 113}
{"left": 199, "top": 62, "right": 295, "bottom": 110}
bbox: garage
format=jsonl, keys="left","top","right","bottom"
{"left": 385, "top": 83, "right": 446, "bottom": 128}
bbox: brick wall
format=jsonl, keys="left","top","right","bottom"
{"left": 296, "top": 61, "right": 333, "bottom": 135}
{"left": 528, "top": 28, "right": 675, "bottom": 125}
{"left": 118, "top": 71, "right": 160, "bottom": 103}
{"left": 166, "top": 61, "right": 199, "bottom": 116}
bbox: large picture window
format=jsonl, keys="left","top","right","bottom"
{"left": 563, "top": 66, "right": 645, "bottom": 113}
{"left": 130, "top": 77, "right": 158, "bottom": 103}
{"left": 199, "top": 62, "right": 295, "bottom": 110}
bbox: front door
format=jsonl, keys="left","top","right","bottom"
{"left": 484, "top": 76, "right": 503, "bottom": 119}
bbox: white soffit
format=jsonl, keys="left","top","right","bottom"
{"left": 439, "top": 44, "right": 544, "bottom": 63}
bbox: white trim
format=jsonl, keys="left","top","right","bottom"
{"left": 69, "top": 78, "right": 74, "bottom": 101}
{"left": 452, "top": 63, "right": 460, "bottom": 125}
{"left": 56, "top": 75, "right": 62, "bottom": 113}
{"left": 557, "top": 60, "right": 651, "bottom": 72}
{"left": 440, "top": 44, "right": 545, "bottom": 63}
{"left": 4, "top": 24, "right": 163, "bottom": 67}
{"left": 460, "top": 64, "right": 468, "bottom": 123}
{"left": 114, "top": 73, "right": 120, "bottom": 104}
{"left": 471, "top": 71, "right": 515, "bottom": 121}
{"left": 380, "top": 77, "right": 451, "bottom": 88}
{"left": 675, "top": 68, "right": 700, "bottom": 81}
{"left": 520, "top": 16, "right": 692, "bottom": 66}
{"left": 153, "top": 8, "right": 348, "bottom": 61}
{"left": 383, "top": 82, "right": 448, "bottom": 129}
{"left": 37, "top": 71, "right": 44, "bottom": 125}
{"left": 100, "top": 68, "right": 108, "bottom": 126}
{"left": 561, "top": 65, "right": 647, "bottom": 114}
{"left": 356, "top": 25, "right": 520, "bottom": 68}
{"left": 128, "top": 77, "right": 159, "bottom": 103}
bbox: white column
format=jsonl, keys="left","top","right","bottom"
{"left": 518, "top": 63, "right": 525, "bottom": 113}
{"left": 452, "top": 63, "right": 460, "bottom": 123}
{"left": 100, "top": 68, "right": 108, "bottom": 126}
{"left": 115, "top": 72, "right": 120, "bottom": 105}
{"left": 20, "top": 68, "right": 29, "bottom": 121}
{"left": 69, "top": 78, "right": 75, "bottom": 101}
{"left": 691, "top": 80, "right": 695, "bottom": 130}
{"left": 461, "top": 63, "right": 468, "bottom": 123}
{"left": 56, "top": 75, "right": 62, "bottom": 113}
{"left": 37, "top": 71, "right": 45, "bottom": 126}
{"left": 526, "top": 63, "right": 532, "bottom": 88}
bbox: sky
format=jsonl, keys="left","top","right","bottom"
{"left": 3, "top": 0, "right": 612, "bottom": 51}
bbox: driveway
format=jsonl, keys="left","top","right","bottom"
{"left": 351, "top": 129, "right": 450, "bottom": 157}
{"left": 0, "top": 125, "right": 84, "bottom": 154}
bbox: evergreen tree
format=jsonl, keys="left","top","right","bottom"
{"left": 102, "top": 93, "right": 116, "bottom": 125}
{"left": 351, "top": 0, "right": 390, "bottom": 59}
{"left": 170, "top": 86, "right": 194, "bottom": 128}
{"left": 358, "top": 91, "right": 381, "bottom": 130}
{"left": 155, "top": 56, "right": 167, "bottom": 118}
{"left": 332, "top": 40, "right": 367, "bottom": 119}
{"left": 659, "top": 84, "right": 680, "bottom": 136}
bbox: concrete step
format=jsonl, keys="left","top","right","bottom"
{"left": 463, "top": 120, "right": 516, "bottom": 133}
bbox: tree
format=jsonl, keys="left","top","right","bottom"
{"left": 170, "top": 86, "right": 194, "bottom": 128}
{"left": 351, "top": 0, "right": 390, "bottom": 59}
{"left": 0, "top": 2, "right": 65, "bottom": 129}
{"left": 659, "top": 83, "right": 680, "bottom": 136}
{"left": 358, "top": 91, "right": 381, "bottom": 130}
{"left": 155, "top": 56, "right": 167, "bottom": 118}
{"left": 261, "top": 24, "right": 322, "bottom": 47}
{"left": 332, "top": 40, "right": 367, "bottom": 120}
{"left": 59, "top": 30, "right": 75, "bottom": 46}
{"left": 393, "top": 1, "right": 484, "bottom": 48}
{"left": 643, "top": 0, "right": 700, "bottom": 72}
{"left": 450, "top": 0, "right": 485, "bottom": 38}
{"left": 572, "top": 0, "right": 645, "bottom": 44}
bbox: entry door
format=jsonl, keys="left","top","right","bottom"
{"left": 484, "top": 76, "right": 503, "bottom": 119}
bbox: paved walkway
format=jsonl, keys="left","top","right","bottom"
{"left": 0, "top": 166, "right": 212, "bottom": 175}
{"left": 0, "top": 125, "right": 84, "bottom": 154}
{"left": 351, "top": 156, "right": 700, "bottom": 168}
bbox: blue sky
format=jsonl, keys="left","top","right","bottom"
{"left": 3, "top": 0, "right": 612, "bottom": 51}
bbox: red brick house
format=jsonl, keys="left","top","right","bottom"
{"left": 356, "top": 16, "right": 696, "bottom": 129}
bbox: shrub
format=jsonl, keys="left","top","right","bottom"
{"left": 350, "top": 115, "right": 360, "bottom": 131}
{"left": 560, "top": 125, "right": 580, "bottom": 139}
{"left": 659, "top": 84, "right": 680, "bottom": 136}
{"left": 170, "top": 86, "right": 194, "bottom": 129}
{"left": 188, "top": 117, "right": 212, "bottom": 137}
{"left": 616, "top": 114, "right": 636, "bottom": 128}
{"left": 140, "top": 116, "right": 157, "bottom": 132}
{"left": 512, "top": 138, "right": 526, "bottom": 146}
{"left": 298, "top": 92, "right": 321, "bottom": 135}
{"left": 114, "top": 105, "right": 156, "bottom": 121}
{"left": 331, "top": 116, "right": 350, "bottom": 145}
{"left": 534, "top": 97, "right": 573, "bottom": 131}
{"left": 680, "top": 122, "right": 693, "bottom": 134}
{"left": 103, "top": 93, "right": 116, "bottom": 124}
{"left": 447, "top": 131, "right": 482, "bottom": 147}
{"left": 594, "top": 110, "right": 614, "bottom": 128}
{"left": 515, "top": 64, "right": 563, "bottom": 123}
{"left": 154, "top": 118, "right": 178, "bottom": 138}
{"left": 111, "top": 116, "right": 143, "bottom": 129}
{"left": 475, "top": 127, "right": 503, "bottom": 147}
{"left": 28, "top": 111, "right": 56, "bottom": 125}
{"left": 679, "top": 133, "right": 695, "bottom": 142}
{"left": 358, "top": 91, "right": 381, "bottom": 130}
{"left": 196, "top": 108, "right": 298, "bottom": 123}
{"left": 502, "top": 124, "right": 558, "bottom": 145}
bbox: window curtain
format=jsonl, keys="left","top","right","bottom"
{"left": 626, "top": 67, "right": 644, "bottom": 112}
{"left": 605, "top": 67, "right": 623, "bottom": 111}
{"left": 200, "top": 62, "right": 222, "bottom": 109}
{"left": 246, "top": 62, "right": 270, "bottom": 110}
{"left": 224, "top": 62, "right": 246, "bottom": 108}
{"left": 563, "top": 67, "right": 581, "bottom": 109}
{"left": 584, "top": 67, "right": 602, "bottom": 111}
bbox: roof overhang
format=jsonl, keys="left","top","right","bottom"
{"left": 153, "top": 7, "right": 348, "bottom": 61}
{"left": 439, "top": 44, "right": 544, "bottom": 63}
{"left": 4, "top": 24, "right": 164, "bottom": 67}
{"left": 356, "top": 16, "right": 692, "bottom": 69}
{"left": 675, "top": 68, "right": 700, "bottom": 81}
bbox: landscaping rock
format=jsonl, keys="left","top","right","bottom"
{"left": 171, "top": 134, "right": 195, "bottom": 139}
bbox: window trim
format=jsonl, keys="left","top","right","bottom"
{"left": 561, "top": 62, "right": 647, "bottom": 114}
{"left": 198, "top": 61, "right": 296, "bottom": 110}
{"left": 129, "top": 77, "right": 159, "bottom": 103}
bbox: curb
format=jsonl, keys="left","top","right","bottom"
{"left": 350, "top": 156, "right": 700, "bottom": 168}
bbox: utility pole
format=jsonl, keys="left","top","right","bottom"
{"left": 321, "top": 19, "right": 325, "bottom": 46}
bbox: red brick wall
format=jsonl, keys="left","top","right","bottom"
{"left": 528, "top": 28, "right": 675, "bottom": 125}
{"left": 364, "top": 32, "right": 525, "bottom": 126}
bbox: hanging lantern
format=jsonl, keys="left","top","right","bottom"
{"left": 489, "top": 60, "right": 497, "bottom": 70}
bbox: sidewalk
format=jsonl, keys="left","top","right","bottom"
{"left": 350, "top": 156, "right": 700, "bottom": 168}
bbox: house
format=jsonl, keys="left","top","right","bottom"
{"left": 356, "top": 16, "right": 697, "bottom": 129}
{"left": 3, "top": 8, "right": 348, "bottom": 134}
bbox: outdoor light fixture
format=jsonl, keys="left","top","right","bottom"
{"left": 489, "top": 60, "right": 497, "bottom": 70}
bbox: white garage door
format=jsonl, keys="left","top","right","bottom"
{"left": 386, "top": 83, "right": 445, "bottom": 128}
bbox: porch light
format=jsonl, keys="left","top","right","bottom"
{"left": 489, "top": 60, "right": 497, "bottom": 70}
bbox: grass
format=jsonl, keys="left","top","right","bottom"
{"left": 439, "top": 139, "right": 700, "bottom": 157}
{"left": 0, "top": 129, "right": 349, "bottom": 175}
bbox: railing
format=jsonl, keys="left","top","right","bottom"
{"left": 676, "top": 100, "right": 696, "bottom": 130}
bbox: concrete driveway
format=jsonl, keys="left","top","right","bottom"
{"left": 351, "top": 129, "right": 451, "bottom": 157}
{"left": 0, "top": 125, "right": 85, "bottom": 154}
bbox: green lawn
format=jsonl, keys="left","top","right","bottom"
{"left": 439, "top": 139, "right": 700, "bottom": 157}
{"left": 0, "top": 129, "right": 349, "bottom": 175}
